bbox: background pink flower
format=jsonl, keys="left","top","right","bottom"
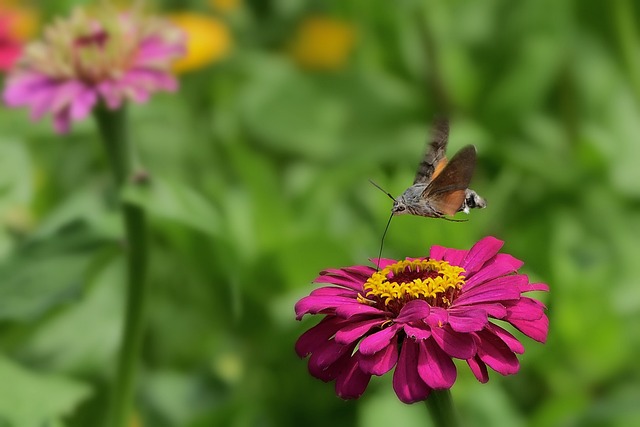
{"left": 2, "top": 7, "right": 185, "bottom": 133}
{"left": 295, "top": 236, "right": 549, "bottom": 403}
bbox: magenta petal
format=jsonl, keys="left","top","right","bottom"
{"left": 308, "top": 344, "right": 350, "bottom": 381}
{"left": 294, "top": 295, "right": 355, "bottom": 319}
{"left": 425, "top": 307, "right": 448, "bottom": 327}
{"left": 447, "top": 308, "right": 488, "bottom": 333}
{"left": 403, "top": 324, "right": 432, "bottom": 340}
{"left": 462, "top": 236, "right": 504, "bottom": 274}
{"left": 342, "top": 265, "right": 376, "bottom": 279}
{"left": 296, "top": 317, "right": 345, "bottom": 357}
{"left": 467, "top": 355, "right": 489, "bottom": 383}
{"left": 506, "top": 297, "right": 546, "bottom": 321}
{"left": 335, "top": 357, "right": 371, "bottom": 399}
{"left": 431, "top": 326, "right": 476, "bottom": 359}
{"left": 335, "top": 319, "right": 385, "bottom": 345}
{"left": 476, "top": 329, "right": 520, "bottom": 375}
{"left": 368, "top": 258, "right": 398, "bottom": 270}
{"left": 395, "top": 300, "right": 431, "bottom": 323}
{"left": 486, "top": 323, "right": 524, "bottom": 354}
{"left": 417, "top": 339, "right": 457, "bottom": 389}
{"left": 518, "top": 282, "right": 550, "bottom": 293}
{"left": 310, "top": 286, "right": 358, "bottom": 298}
{"left": 393, "top": 339, "right": 431, "bottom": 403}
{"left": 429, "top": 245, "right": 447, "bottom": 260}
{"left": 455, "top": 275, "right": 525, "bottom": 305}
{"left": 359, "top": 335, "right": 399, "bottom": 375}
{"left": 464, "top": 253, "right": 524, "bottom": 290}
{"left": 509, "top": 314, "right": 549, "bottom": 343}
{"left": 335, "top": 303, "right": 388, "bottom": 319}
{"left": 309, "top": 339, "right": 353, "bottom": 372}
{"left": 359, "top": 325, "right": 400, "bottom": 355}
{"left": 442, "top": 248, "right": 468, "bottom": 267}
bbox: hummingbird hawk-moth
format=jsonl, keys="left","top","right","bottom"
{"left": 371, "top": 118, "right": 486, "bottom": 268}
{"left": 373, "top": 117, "right": 486, "bottom": 219}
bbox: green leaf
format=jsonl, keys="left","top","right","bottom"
{"left": 0, "top": 355, "right": 91, "bottom": 427}
{"left": 0, "top": 138, "right": 32, "bottom": 216}
{"left": 0, "top": 221, "right": 115, "bottom": 321}
{"left": 122, "top": 177, "right": 221, "bottom": 237}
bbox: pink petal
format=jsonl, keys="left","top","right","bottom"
{"left": 335, "top": 303, "right": 388, "bottom": 319}
{"left": 309, "top": 339, "right": 353, "bottom": 372}
{"left": 417, "top": 339, "right": 457, "bottom": 389}
{"left": 70, "top": 87, "right": 98, "bottom": 120}
{"left": 462, "top": 236, "right": 504, "bottom": 274}
{"left": 335, "top": 319, "right": 385, "bottom": 345}
{"left": 359, "top": 335, "right": 399, "bottom": 375}
{"left": 359, "top": 325, "right": 400, "bottom": 356}
{"left": 395, "top": 300, "right": 431, "bottom": 323}
{"left": 505, "top": 297, "right": 546, "bottom": 321}
{"left": 442, "top": 248, "right": 468, "bottom": 267}
{"left": 447, "top": 308, "right": 488, "bottom": 333}
{"left": 518, "top": 282, "right": 549, "bottom": 293}
{"left": 475, "top": 329, "right": 520, "bottom": 375}
{"left": 342, "top": 265, "right": 376, "bottom": 279}
{"left": 3, "top": 73, "right": 52, "bottom": 106}
{"left": 335, "top": 357, "right": 371, "bottom": 399}
{"left": 425, "top": 307, "right": 448, "bottom": 327}
{"left": 294, "top": 295, "right": 356, "bottom": 319}
{"left": 368, "top": 258, "right": 399, "bottom": 270}
{"left": 98, "top": 81, "right": 123, "bottom": 109}
{"left": 310, "top": 286, "right": 358, "bottom": 298}
{"left": 486, "top": 323, "right": 524, "bottom": 354}
{"left": 393, "top": 339, "right": 431, "bottom": 403}
{"left": 467, "top": 355, "right": 489, "bottom": 383}
{"left": 431, "top": 326, "right": 476, "bottom": 359}
{"left": 464, "top": 253, "right": 524, "bottom": 290}
{"left": 403, "top": 324, "right": 432, "bottom": 340}
{"left": 308, "top": 343, "right": 351, "bottom": 381}
{"left": 429, "top": 245, "right": 447, "bottom": 261}
{"left": 295, "top": 317, "right": 345, "bottom": 357}
{"left": 455, "top": 275, "right": 525, "bottom": 306}
{"left": 509, "top": 314, "right": 549, "bottom": 343}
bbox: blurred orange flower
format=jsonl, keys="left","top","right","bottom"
{"left": 290, "top": 16, "right": 356, "bottom": 71}
{"left": 0, "top": 2, "right": 38, "bottom": 71}
{"left": 168, "top": 12, "right": 231, "bottom": 73}
{"left": 208, "top": 0, "right": 242, "bottom": 13}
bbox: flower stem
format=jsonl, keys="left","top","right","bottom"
{"left": 95, "top": 105, "right": 148, "bottom": 427}
{"left": 425, "top": 389, "right": 460, "bottom": 427}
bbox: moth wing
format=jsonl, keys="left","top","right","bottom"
{"left": 413, "top": 117, "right": 449, "bottom": 184}
{"left": 422, "top": 145, "right": 477, "bottom": 216}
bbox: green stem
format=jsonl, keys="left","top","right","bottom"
{"left": 95, "top": 105, "right": 148, "bottom": 427}
{"left": 425, "top": 389, "right": 460, "bottom": 427}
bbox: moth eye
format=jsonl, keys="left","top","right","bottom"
{"left": 398, "top": 206, "right": 405, "bottom": 211}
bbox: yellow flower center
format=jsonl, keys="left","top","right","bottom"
{"left": 359, "top": 259, "right": 465, "bottom": 313}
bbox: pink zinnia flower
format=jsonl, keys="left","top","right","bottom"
{"left": 295, "top": 236, "right": 549, "bottom": 403}
{"left": 2, "top": 7, "right": 185, "bottom": 133}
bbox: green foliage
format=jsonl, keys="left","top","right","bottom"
{"left": 1, "top": 0, "right": 640, "bottom": 426}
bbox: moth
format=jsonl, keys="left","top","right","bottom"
{"left": 373, "top": 117, "right": 486, "bottom": 220}
{"left": 372, "top": 118, "right": 486, "bottom": 267}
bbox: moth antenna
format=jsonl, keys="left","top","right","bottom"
{"left": 369, "top": 179, "right": 397, "bottom": 202}
{"left": 376, "top": 212, "right": 394, "bottom": 271}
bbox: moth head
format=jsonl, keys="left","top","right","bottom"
{"left": 392, "top": 199, "right": 408, "bottom": 215}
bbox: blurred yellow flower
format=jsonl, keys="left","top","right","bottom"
{"left": 208, "top": 0, "right": 242, "bottom": 13}
{"left": 290, "top": 16, "right": 356, "bottom": 71}
{"left": 168, "top": 12, "right": 231, "bottom": 73}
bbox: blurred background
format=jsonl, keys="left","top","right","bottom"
{"left": 1, "top": 0, "right": 640, "bottom": 426}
